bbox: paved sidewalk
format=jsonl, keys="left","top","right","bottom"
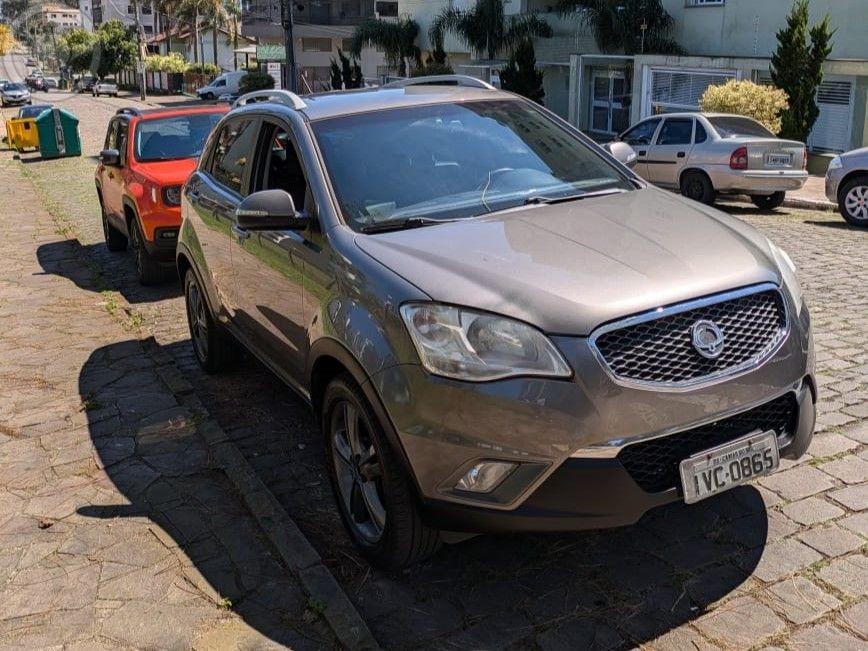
{"left": 0, "top": 158, "right": 338, "bottom": 649}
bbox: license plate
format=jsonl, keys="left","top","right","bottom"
{"left": 766, "top": 153, "right": 792, "bottom": 167}
{"left": 679, "top": 431, "right": 779, "bottom": 504}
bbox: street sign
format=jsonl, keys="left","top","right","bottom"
{"left": 267, "top": 62, "right": 282, "bottom": 90}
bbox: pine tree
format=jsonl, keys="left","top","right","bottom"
{"left": 500, "top": 38, "right": 544, "bottom": 105}
{"left": 770, "top": 0, "right": 834, "bottom": 142}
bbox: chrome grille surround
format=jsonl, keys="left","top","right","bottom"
{"left": 589, "top": 283, "right": 789, "bottom": 390}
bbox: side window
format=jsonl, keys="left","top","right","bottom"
{"left": 104, "top": 119, "right": 118, "bottom": 151}
{"left": 215, "top": 78, "right": 226, "bottom": 87}
{"left": 621, "top": 118, "right": 660, "bottom": 146}
{"left": 255, "top": 121, "right": 309, "bottom": 211}
{"left": 210, "top": 119, "right": 258, "bottom": 195}
{"left": 116, "top": 121, "right": 129, "bottom": 166}
{"left": 656, "top": 118, "right": 693, "bottom": 146}
{"left": 695, "top": 121, "right": 708, "bottom": 144}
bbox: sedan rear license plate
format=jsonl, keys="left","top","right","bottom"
{"left": 766, "top": 153, "right": 792, "bottom": 167}
{"left": 679, "top": 431, "right": 779, "bottom": 504}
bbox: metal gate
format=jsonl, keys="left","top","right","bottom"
{"left": 808, "top": 79, "right": 854, "bottom": 153}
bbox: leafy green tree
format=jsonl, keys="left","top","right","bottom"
{"left": 329, "top": 49, "right": 363, "bottom": 90}
{"left": 350, "top": 16, "right": 421, "bottom": 77}
{"left": 430, "top": 0, "right": 552, "bottom": 61}
{"left": 500, "top": 37, "right": 544, "bottom": 104}
{"left": 770, "top": 0, "right": 834, "bottom": 142}
{"left": 239, "top": 70, "right": 275, "bottom": 93}
{"left": 556, "top": 0, "right": 683, "bottom": 55}
{"left": 57, "top": 28, "right": 97, "bottom": 74}
{"left": 94, "top": 20, "right": 137, "bottom": 78}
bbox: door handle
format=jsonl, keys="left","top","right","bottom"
{"left": 231, "top": 224, "right": 250, "bottom": 241}
{"left": 677, "top": 152, "right": 686, "bottom": 158}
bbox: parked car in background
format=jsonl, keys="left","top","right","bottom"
{"left": 196, "top": 70, "right": 245, "bottom": 100}
{"left": 95, "top": 104, "right": 228, "bottom": 284}
{"left": 17, "top": 103, "right": 53, "bottom": 119}
{"left": 615, "top": 113, "right": 808, "bottom": 210}
{"left": 26, "top": 58, "right": 37, "bottom": 67}
{"left": 825, "top": 146, "right": 868, "bottom": 227}
{"left": 93, "top": 78, "right": 119, "bottom": 97}
{"left": 41, "top": 77, "right": 58, "bottom": 91}
{"left": 73, "top": 76, "right": 96, "bottom": 93}
{"left": 177, "top": 82, "right": 815, "bottom": 569}
{"left": 0, "top": 79, "right": 8, "bottom": 91}
{"left": 1, "top": 83, "right": 32, "bottom": 107}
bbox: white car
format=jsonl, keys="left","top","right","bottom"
{"left": 615, "top": 112, "right": 808, "bottom": 210}
{"left": 92, "top": 78, "right": 118, "bottom": 97}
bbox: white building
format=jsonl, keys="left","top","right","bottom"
{"left": 41, "top": 4, "right": 83, "bottom": 31}
{"left": 78, "top": 0, "right": 161, "bottom": 37}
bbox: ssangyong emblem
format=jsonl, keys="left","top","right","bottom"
{"left": 691, "top": 319, "right": 725, "bottom": 359}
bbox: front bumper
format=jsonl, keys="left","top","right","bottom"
{"left": 825, "top": 169, "right": 843, "bottom": 203}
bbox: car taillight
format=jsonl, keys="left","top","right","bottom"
{"left": 729, "top": 147, "right": 748, "bottom": 170}
{"left": 162, "top": 186, "right": 182, "bottom": 206}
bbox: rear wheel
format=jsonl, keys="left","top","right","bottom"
{"left": 183, "top": 268, "right": 238, "bottom": 372}
{"left": 680, "top": 171, "right": 716, "bottom": 205}
{"left": 101, "top": 201, "right": 127, "bottom": 251}
{"left": 750, "top": 191, "right": 786, "bottom": 211}
{"left": 129, "top": 218, "right": 163, "bottom": 285}
{"left": 323, "top": 374, "right": 441, "bottom": 570}
{"left": 838, "top": 175, "right": 868, "bottom": 227}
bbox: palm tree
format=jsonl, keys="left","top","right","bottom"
{"left": 349, "top": 15, "right": 421, "bottom": 77}
{"left": 429, "top": 0, "right": 553, "bottom": 62}
{"left": 556, "top": 0, "right": 684, "bottom": 55}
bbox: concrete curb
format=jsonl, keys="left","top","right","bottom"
{"left": 782, "top": 196, "right": 837, "bottom": 212}
{"left": 144, "top": 338, "right": 381, "bottom": 651}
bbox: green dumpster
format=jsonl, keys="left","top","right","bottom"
{"left": 35, "top": 108, "right": 82, "bottom": 159}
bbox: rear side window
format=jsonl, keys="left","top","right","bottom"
{"left": 695, "top": 121, "right": 708, "bottom": 144}
{"left": 209, "top": 118, "right": 258, "bottom": 194}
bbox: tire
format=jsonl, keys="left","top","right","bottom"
{"left": 183, "top": 268, "right": 238, "bottom": 373}
{"left": 323, "top": 374, "right": 441, "bottom": 570}
{"left": 129, "top": 218, "right": 163, "bottom": 285}
{"left": 201, "top": 92, "right": 214, "bottom": 100}
{"left": 838, "top": 175, "right": 868, "bottom": 227}
{"left": 750, "top": 191, "right": 786, "bottom": 211}
{"left": 680, "top": 171, "right": 716, "bottom": 205}
{"left": 101, "top": 200, "right": 127, "bottom": 252}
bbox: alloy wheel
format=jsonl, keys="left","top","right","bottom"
{"left": 330, "top": 401, "right": 386, "bottom": 544}
{"left": 844, "top": 184, "right": 868, "bottom": 222}
{"left": 186, "top": 279, "right": 209, "bottom": 363}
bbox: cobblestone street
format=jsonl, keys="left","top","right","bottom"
{"left": 1, "top": 91, "right": 866, "bottom": 650}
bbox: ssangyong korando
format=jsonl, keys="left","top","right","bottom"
{"left": 176, "top": 79, "right": 815, "bottom": 569}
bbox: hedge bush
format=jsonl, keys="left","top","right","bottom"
{"left": 699, "top": 79, "right": 789, "bottom": 135}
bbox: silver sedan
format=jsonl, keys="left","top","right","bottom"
{"left": 616, "top": 112, "right": 807, "bottom": 210}
{"left": 825, "top": 146, "right": 868, "bottom": 227}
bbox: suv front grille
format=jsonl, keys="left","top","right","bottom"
{"left": 617, "top": 393, "right": 798, "bottom": 493}
{"left": 593, "top": 289, "right": 787, "bottom": 386}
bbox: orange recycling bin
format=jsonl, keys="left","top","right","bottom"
{"left": 4, "top": 117, "right": 40, "bottom": 152}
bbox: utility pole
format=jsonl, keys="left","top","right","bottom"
{"left": 280, "top": 0, "right": 296, "bottom": 92}
{"left": 133, "top": 0, "right": 147, "bottom": 100}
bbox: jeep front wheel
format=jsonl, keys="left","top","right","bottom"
{"left": 129, "top": 218, "right": 162, "bottom": 285}
{"left": 101, "top": 201, "right": 127, "bottom": 251}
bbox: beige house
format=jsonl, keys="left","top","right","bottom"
{"left": 41, "top": 4, "right": 83, "bottom": 31}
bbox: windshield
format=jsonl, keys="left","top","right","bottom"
{"left": 312, "top": 99, "right": 633, "bottom": 231}
{"left": 135, "top": 113, "right": 224, "bottom": 162}
{"left": 708, "top": 116, "right": 775, "bottom": 138}
{"left": 5, "top": 83, "right": 26, "bottom": 92}
{"left": 20, "top": 105, "right": 51, "bottom": 118}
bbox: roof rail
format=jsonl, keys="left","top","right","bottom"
{"left": 382, "top": 75, "right": 496, "bottom": 90}
{"left": 115, "top": 107, "right": 142, "bottom": 116}
{"left": 232, "top": 89, "right": 307, "bottom": 110}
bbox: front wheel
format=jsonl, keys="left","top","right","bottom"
{"left": 183, "top": 268, "right": 239, "bottom": 373}
{"left": 129, "top": 218, "right": 163, "bottom": 285}
{"left": 838, "top": 175, "right": 868, "bottom": 227}
{"left": 323, "top": 374, "right": 441, "bottom": 570}
{"left": 750, "top": 191, "right": 786, "bottom": 211}
{"left": 101, "top": 201, "right": 127, "bottom": 251}
{"left": 680, "top": 171, "right": 716, "bottom": 205}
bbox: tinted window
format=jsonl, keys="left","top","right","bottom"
{"left": 313, "top": 100, "right": 633, "bottom": 231}
{"left": 708, "top": 116, "right": 775, "bottom": 138}
{"left": 4, "top": 83, "right": 26, "bottom": 92}
{"left": 134, "top": 113, "right": 223, "bottom": 162}
{"left": 656, "top": 118, "right": 693, "bottom": 146}
{"left": 256, "top": 122, "right": 308, "bottom": 210}
{"left": 104, "top": 118, "right": 119, "bottom": 151}
{"left": 210, "top": 118, "right": 258, "bottom": 195}
{"left": 621, "top": 118, "right": 660, "bottom": 146}
{"left": 695, "top": 121, "right": 708, "bottom": 143}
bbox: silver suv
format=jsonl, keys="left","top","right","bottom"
{"left": 177, "top": 79, "right": 816, "bottom": 569}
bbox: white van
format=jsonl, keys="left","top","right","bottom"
{"left": 197, "top": 71, "right": 246, "bottom": 100}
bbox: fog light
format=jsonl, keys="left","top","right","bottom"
{"left": 455, "top": 461, "right": 516, "bottom": 493}
{"left": 159, "top": 230, "right": 178, "bottom": 239}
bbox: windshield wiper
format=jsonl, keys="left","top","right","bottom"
{"left": 524, "top": 187, "right": 628, "bottom": 205}
{"left": 360, "top": 216, "right": 458, "bottom": 234}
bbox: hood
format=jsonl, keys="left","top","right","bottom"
{"left": 354, "top": 187, "right": 781, "bottom": 335}
{"left": 134, "top": 159, "right": 199, "bottom": 186}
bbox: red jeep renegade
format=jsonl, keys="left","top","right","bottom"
{"left": 95, "top": 105, "right": 227, "bottom": 284}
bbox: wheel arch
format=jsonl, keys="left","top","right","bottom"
{"left": 678, "top": 166, "right": 713, "bottom": 188}
{"left": 836, "top": 169, "right": 868, "bottom": 202}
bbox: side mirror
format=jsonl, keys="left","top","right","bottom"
{"left": 236, "top": 189, "right": 308, "bottom": 230}
{"left": 603, "top": 141, "right": 638, "bottom": 169}
{"left": 99, "top": 148, "right": 120, "bottom": 166}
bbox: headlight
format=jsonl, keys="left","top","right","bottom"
{"left": 400, "top": 303, "right": 572, "bottom": 382}
{"left": 767, "top": 240, "right": 803, "bottom": 309}
{"left": 162, "top": 186, "right": 182, "bottom": 206}
{"left": 827, "top": 156, "right": 842, "bottom": 170}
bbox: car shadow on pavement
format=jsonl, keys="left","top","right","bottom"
{"left": 76, "top": 340, "right": 335, "bottom": 650}
{"left": 804, "top": 220, "right": 866, "bottom": 231}
{"left": 37, "top": 239, "right": 181, "bottom": 305}
{"left": 147, "top": 338, "right": 771, "bottom": 650}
